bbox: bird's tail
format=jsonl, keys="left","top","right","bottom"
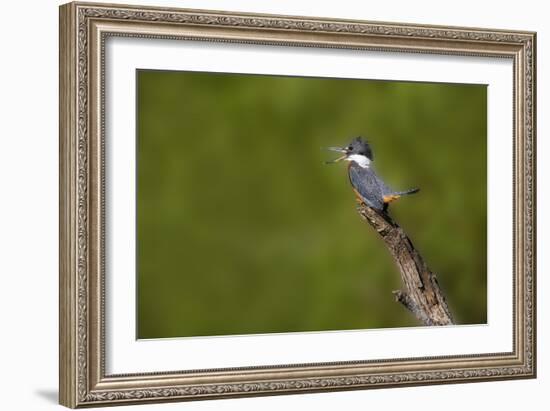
{"left": 394, "top": 188, "right": 420, "bottom": 196}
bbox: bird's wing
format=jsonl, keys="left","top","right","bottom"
{"left": 375, "top": 173, "right": 394, "bottom": 196}
{"left": 348, "top": 165, "right": 385, "bottom": 210}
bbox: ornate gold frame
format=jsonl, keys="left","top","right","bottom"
{"left": 59, "top": 1, "right": 536, "bottom": 408}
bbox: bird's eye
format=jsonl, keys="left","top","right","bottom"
{"left": 347, "top": 146, "right": 353, "bottom": 150}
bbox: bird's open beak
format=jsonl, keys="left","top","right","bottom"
{"left": 325, "top": 147, "right": 348, "bottom": 164}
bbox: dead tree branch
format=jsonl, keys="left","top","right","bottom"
{"left": 356, "top": 202, "right": 454, "bottom": 326}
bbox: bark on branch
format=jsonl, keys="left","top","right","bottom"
{"left": 356, "top": 202, "right": 454, "bottom": 326}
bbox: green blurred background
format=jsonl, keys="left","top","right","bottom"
{"left": 136, "top": 69, "right": 487, "bottom": 339}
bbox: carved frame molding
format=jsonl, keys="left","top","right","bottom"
{"left": 59, "top": 2, "right": 536, "bottom": 407}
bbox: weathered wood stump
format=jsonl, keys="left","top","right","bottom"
{"left": 356, "top": 202, "right": 454, "bottom": 326}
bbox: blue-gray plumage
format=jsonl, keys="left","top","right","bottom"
{"left": 327, "top": 136, "right": 419, "bottom": 212}
{"left": 348, "top": 162, "right": 389, "bottom": 211}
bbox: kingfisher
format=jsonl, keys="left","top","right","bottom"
{"left": 326, "top": 136, "right": 419, "bottom": 212}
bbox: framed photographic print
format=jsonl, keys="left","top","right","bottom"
{"left": 59, "top": 1, "right": 536, "bottom": 408}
